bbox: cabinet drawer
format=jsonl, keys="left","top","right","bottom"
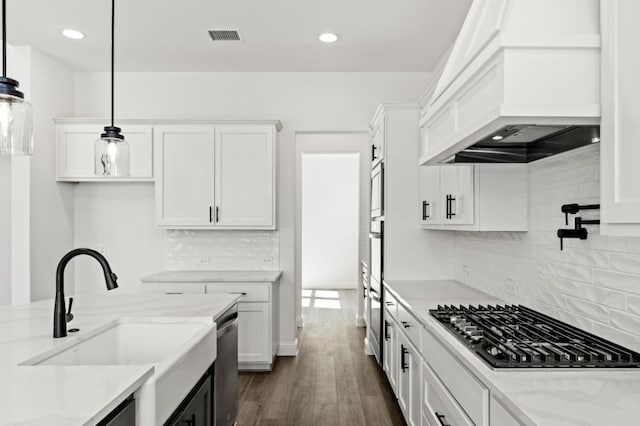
{"left": 398, "top": 303, "right": 421, "bottom": 349}
{"left": 422, "top": 330, "right": 488, "bottom": 426}
{"left": 383, "top": 290, "right": 398, "bottom": 321}
{"left": 141, "top": 283, "right": 205, "bottom": 294}
{"left": 423, "top": 363, "right": 473, "bottom": 426}
{"left": 205, "top": 282, "right": 270, "bottom": 302}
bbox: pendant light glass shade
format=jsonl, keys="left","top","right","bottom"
{"left": 94, "top": 0, "right": 129, "bottom": 176}
{"left": 0, "top": 0, "right": 33, "bottom": 156}
{"left": 0, "top": 89, "right": 33, "bottom": 155}
{"left": 94, "top": 126, "right": 129, "bottom": 177}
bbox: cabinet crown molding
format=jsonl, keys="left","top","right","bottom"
{"left": 54, "top": 117, "right": 283, "bottom": 132}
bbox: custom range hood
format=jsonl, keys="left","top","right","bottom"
{"left": 420, "top": 0, "right": 601, "bottom": 164}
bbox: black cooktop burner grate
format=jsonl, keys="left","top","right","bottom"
{"left": 429, "top": 304, "right": 640, "bottom": 368}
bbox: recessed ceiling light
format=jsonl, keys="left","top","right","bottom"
{"left": 62, "top": 29, "right": 84, "bottom": 40}
{"left": 492, "top": 135, "right": 504, "bottom": 141}
{"left": 318, "top": 33, "right": 338, "bottom": 43}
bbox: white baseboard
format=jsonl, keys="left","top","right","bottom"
{"left": 355, "top": 313, "right": 366, "bottom": 327}
{"left": 277, "top": 338, "right": 299, "bottom": 356}
{"left": 296, "top": 315, "right": 304, "bottom": 328}
{"left": 364, "top": 337, "right": 374, "bottom": 356}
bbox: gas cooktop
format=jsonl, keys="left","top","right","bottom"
{"left": 430, "top": 304, "right": 640, "bottom": 369}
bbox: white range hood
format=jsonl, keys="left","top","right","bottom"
{"left": 420, "top": 0, "right": 601, "bottom": 164}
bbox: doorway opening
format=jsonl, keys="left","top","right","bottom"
{"left": 301, "top": 153, "right": 359, "bottom": 292}
{"left": 295, "top": 132, "right": 369, "bottom": 328}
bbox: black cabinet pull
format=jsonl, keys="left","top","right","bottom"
{"left": 183, "top": 414, "right": 196, "bottom": 425}
{"left": 385, "top": 301, "right": 394, "bottom": 306}
{"left": 215, "top": 206, "right": 220, "bottom": 223}
{"left": 401, "top": 321, "right": 410, "bottom": 329}
{"left": 400, "top": 344, "right": 409, "bottom": 372}
{"left": 435, "top": 412, "right": 450, "bottom": 426}
{"left": 371, "top": 144, "right": 377, "bottom": 161}
{"left": 229, "top": 292, "right": 247, "bottom": 296}
{"left": 422, "top": 201, "right": 430, "bottom": 220}
{"left": 384, "top": 320, "right": 391, "bottom": 341}
{"left": 446, "top": 195, "right": 457, "bottom": 219}
{"left": 209, "top": 206, "right": 213, "bottom": 223}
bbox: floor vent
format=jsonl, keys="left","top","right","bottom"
{"left": 208, "top": 29, "right": 243, "bottom": 42}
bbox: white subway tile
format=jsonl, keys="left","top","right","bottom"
{"left": 593, "top": 269, "right": 640, "bottom": 295}
{"left": 592, "top": 323, "right": 640, "bottom": 352}
{"left": 609, "top": 310, "right": 640, "bottom": 336}
{"left": 610, "top": 252, "right": 640, "bottom": 275}
{"left": 565, "top": 297, "right": 609, "bottom": 323}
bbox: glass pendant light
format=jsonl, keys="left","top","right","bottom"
{"left": 94, "top": 0, "right": 129, "bottom": 177}
{"left": 0, "top": 0, "right": 33, "bottom": 156}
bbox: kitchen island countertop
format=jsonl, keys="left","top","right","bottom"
{"left": 140, "top": 270, "right": 283, "bottom": 283}
{"left": 0, "top": 291, "right": 239, "bottom": 426}
{"left": 383, "top": 279, "right": 640, "bottom": 426}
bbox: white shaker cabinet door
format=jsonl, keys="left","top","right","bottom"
{"left": 237, "top": 302, "right": 271, "bottom": 364}
{"left": 155, "top": 126, "right": 215, "bottom": 227}
{"left": 419, "top": 166, "right": 442, "bottom": 226}
{"left": 439, "top": 165, "right": 474, "bottom": 225}
{"left": 213, "top": 126, "right": 275, "bottom": 229}
{"left": 601, "top": 0, "right": 640, "bottom": 235}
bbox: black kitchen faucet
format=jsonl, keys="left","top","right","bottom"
{"left": 53, "top": 248, "right": 119, "bottom": 338}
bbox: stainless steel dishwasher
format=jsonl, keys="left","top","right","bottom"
{"left": 214, "top": 304, "right": 239, "bottom": 426}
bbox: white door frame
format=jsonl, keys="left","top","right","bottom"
{"left": 295, "top": 131, "right": 370, "bottom": 327}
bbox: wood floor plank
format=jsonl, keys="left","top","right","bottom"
{"left": 238, "top": 289, "right": 405, "bottom": 426}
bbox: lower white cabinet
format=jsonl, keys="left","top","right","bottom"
{"left": 142, "top": 280, "right": 279, "bottom": 371}
{"left": 419, "top": 164, "right": 527, "bottom": 231}
{"left": 383, "top": 312, "right": 398, "bottom": 394}
{"left": 490, "top": 396, "right": 522, "bottom": 426}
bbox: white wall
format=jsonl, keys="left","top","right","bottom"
{"left": 302, "top": 153, "right": 359, "bottom": 289}
{"left": 29, "top": 48, "right": 75, "bottom": 301}
{"left": 72, "top": 71, "right": 429, "bottom": 352}
{"left": 455, "top": 144, "right": 640, "bottom": 352}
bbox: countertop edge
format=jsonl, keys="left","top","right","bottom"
{"left": 140, "top": 270, "right": 283, "bottom": 283}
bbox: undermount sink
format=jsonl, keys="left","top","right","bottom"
{"left": 22, "top": 318, "right": 218, "bottom": 425}
{"left": 24, "top": 319, "right": 213, "bottom": 366}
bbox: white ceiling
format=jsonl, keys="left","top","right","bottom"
{"left": 9, "top": 0, "right": 471, "bottom": 72}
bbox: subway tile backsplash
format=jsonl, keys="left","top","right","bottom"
{"left": 454, "top": 144, "right": 640, "bottom": 351}
{"left": 167, "top": 230, "right": 279, "bottom": 271}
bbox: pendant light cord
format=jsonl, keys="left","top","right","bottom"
{"left": 2, "top": 0, "right": 7, "bottom": 78}
{"left": 110, "top": 0, "right": 115, "bottom": 128}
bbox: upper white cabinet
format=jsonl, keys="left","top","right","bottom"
{"left": 56, "top": 121, "right": 153, "bottom": 182}
{"left": 421, "top": 0, "right": 601, "bottom": 164}
{"left": 370, "top": 111, "right": 385, "bottom": 167}
{"left": 214, "top": 126, "right": 276, "bottom": 228}
{"left": 420, "top": 164, "right": 528, "bottom": 231}
{"left": 155, "top": 126, "right": 216, "bottom": 227}
{"left": 155, "top": 122, "right": 279, "bottom": 230}
{"left": 600, "top": 0, "right": 640, "bottom": 236}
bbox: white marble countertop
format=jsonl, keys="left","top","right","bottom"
{"left": 140, "top": 270, "right": 283, "bottom": 283}
{"left": 0, "top": 292, "right": 239, "bottom": 426}
{"left": 383, "top": 279, "right": 640, "bottom": 426}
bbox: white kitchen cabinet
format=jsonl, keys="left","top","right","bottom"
{"left": 141, "top": 280, "right": 280, "bottom": 371}
{"left": 397, "top": 331, "right": 421, "bottom": 426}
{"left": 55, "top": 122, "right": 153, "bottom": 182}
{"left": 155, "top": 126, "right": 216, "bottom": 227}
{"left": 155, "top": 122, "right": 279, "bottom": 230}
{"left": 383, "top": 312, "right": 398, "bottom": 395}
{"left": 600, "top": 0, "right": 640, "bottom": 236}
{"left": 370, "top": 112, "right": 385, "bottom": 167}
{"left": 420, "top": 164, "right": 527, "bottom": 231}
{"left": 419, "top": 166, "right": 441, "bottom": 225}
{"left": 213, "top": 126, "right": 275, "bottom": 229}
{"left": 370, "top": 162, "right": 384, "bottom": 218}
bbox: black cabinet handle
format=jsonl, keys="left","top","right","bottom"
{"left": 183, "top": 414, "right": 196, "bottom": 425}
{"left": 435, "top": 412, "right": 450, "bottom": 426}
{"left": 401, "top": 321, "right": 410, "bottom": 329}
{"left": 215, "top": 206, "right": 220, "bottom": 223}
{"left": 422, "top": 201, "right": 430, "bottom": 220}
{"left": 384, "top": 320, "right": 391, "bottom": 341}
{"left": 385, "top": 301, "right": 394, "bottom": 306}
{"left": 371, "top": 144, "right": 377, "bottom": 161}
{"left": 230, "top": 292, "right": 247, "bottom": 296}
{"left": 446, "top": 195, "right": 457, "bottom": 219}
{"left": 400, "top": 344, "right": 409, "bottom": 372}
{"left": 209, "top": 206, "right": 213, "bottom": 223}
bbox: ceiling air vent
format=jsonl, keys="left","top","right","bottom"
{"left": 208, "top": 29, "right": 243, "bottom": 42}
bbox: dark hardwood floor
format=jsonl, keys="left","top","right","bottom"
{"left": 237, "top": 289, "right": 405, "bottom": 426}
